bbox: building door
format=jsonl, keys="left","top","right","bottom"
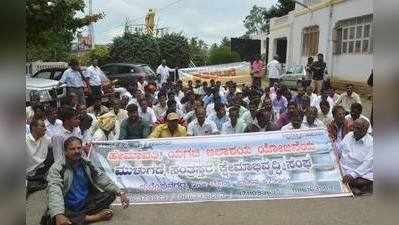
{"left": 276, "top": 38, "right": 287, "bottom": 64}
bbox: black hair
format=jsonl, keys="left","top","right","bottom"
{"left": 350, "top": 102, "right": 363, "bottom": 113}
{"left": 80, "top": 114, "right": 93, "bottom": 126}
{"left": 63, "top": 136, "right": 82, "bottom": 152}
{"left": 126, "top": 103, "right": 138, "bottom": 112}
{"left": 60, "top": 107, "right": 77, "bottom": 122}
{"left": 167, "top": 98, "right": 177, "bottom": 107}
{"left": 319, "top": 99, "right": 330, "bottom": 108}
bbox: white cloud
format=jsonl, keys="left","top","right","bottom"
{"left": 89, "top": 0, "right": 277, "bottom": 44}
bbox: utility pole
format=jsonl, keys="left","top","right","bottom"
{"left": 124, "top": 18, "right": 131, "bottom": 35}
{"left": 88, "top": 0, "right": 95, "bottom": 49}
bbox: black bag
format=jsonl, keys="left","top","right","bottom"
{"left": 367, "top": 71, "right": 373, "bottom": 87}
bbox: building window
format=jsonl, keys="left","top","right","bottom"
{"left": 334, "top": 14, "right": 373, "bottom": 55}
{"left": 302, "top": 25, "right": 319, "bottom": 57}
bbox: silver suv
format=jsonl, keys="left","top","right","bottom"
{"left": 26, "top": 76, "right": 66, "bottom": 104}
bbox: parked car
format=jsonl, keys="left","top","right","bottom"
{"left": 31, "top": 67, "right": 67, "bottom": 80}
{"left": 26, "top": 76, "right": 66, "bottom": 105}
{"left": 100, "top": 63, "right": 156, "bottom": 87}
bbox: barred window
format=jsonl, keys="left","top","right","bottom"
{"left": 334, "top": 14, "right": 373, "bottom": 55}
{"left": 302, "top": 26, "right": 319, "bottom": 57}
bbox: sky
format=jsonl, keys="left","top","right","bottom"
{"left": 85, "top": 0, "right": 277, "bottom": 46}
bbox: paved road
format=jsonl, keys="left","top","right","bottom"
{"left": 27, "top": 81, "right": 374, "bottom": 225}
{"left": 27, "top": 190, "right": 375, "bottom": 225}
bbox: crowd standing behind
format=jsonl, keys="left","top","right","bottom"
{"left": 26, "top": 57, "right": 373, "bottom": 224}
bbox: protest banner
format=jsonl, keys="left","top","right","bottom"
{"left": 89, "top": 129, "right": 352, "bottom": 204}
{"left": 178, "top": 62, "right": 252, "bottom": 85}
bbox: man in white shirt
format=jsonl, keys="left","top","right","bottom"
{"left": 345, "top": 103, "right": 372, "bottom": 134}
{"left": 207, "top": 103, "right": 229, "bottom": 132}
{"left": 318, "top": 99, "right": 333, "bottom": 126}
{"left": 339, "top": 118, "right": 373, "bottom": 195}
{"left": 240, "top": 101, "right": 259, "bottom": 129}
{"left": 138, "top": 97, "right": 157, "bottom": 126}
{"left": 153, "top": 93, "right": 168, "bottom": 120}
{"left": 303, "top": 106, "right": 326, "bottom": 129}
{"left": 281, "top": 111, "right": 306, "bottom": 131}
{"left": 44, "top": 106, "right": 63, "bottom": 138}
{"left": 187, "top": 107, "right": 218, "bottom": 136}
{"left": 59, "top": 58, "right": 89, "bottom": 105}
{"left": 267, "top": 55, "right": 282, "bottom": 87}
{"left": 335, "top": 84, "right": 362, "bottom": 113}
{"left": 26, "top": 118, "right": 53, "bottom": 194}
{"left": 216, "top": 81, "right": 227, "bottom": 97}
{"left": 221, "top": 107, "right": 242, "bottom": 134}
{"left": 315, "top": 89, "right": 335, "bottom": 115}
{"left": 156, "top": 59, "right": 174, "bottom": 85}
{"left": 86, "top": 59, "right": 108, "bottom": 100}
{"left": 306, "top": 86, "right": 318, "bottom": 108}
{"left": 51, "top": 107, "right": 81, "bottom": 162}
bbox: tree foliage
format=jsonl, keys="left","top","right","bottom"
{"left": 208, "top": 46, "right": 241, "bottom": 65}
{"left": 109, "top": 32, "right": 160, "bottom": 68}
{"left": 243, "top": 0, "right": 295, "bottom": 35}
{"left": 158, "top": 33, "right": 191, "bottom": 67}
{"left": 26, "top": 0, "right": 104, "bottom": 61}
{"left": 74, "top": 45, "right": 110, "bottom": 66}
{"left": 188, "top": 37, "right": 208, "bottom": 66}
{"left": 109, "top": 32, "right": 194, "bottom": 69}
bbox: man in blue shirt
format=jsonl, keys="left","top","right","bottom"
{"left": 44, "top": 136, "right": 129, "bottom": 225}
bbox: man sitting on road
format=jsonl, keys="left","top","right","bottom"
{"left": 221, "top": 107, "right": 242, "bottom": 134}
{"left": 87, "top": 96, "right": 109, "bottom": 117}
{"left": 338, "top": 118, "right": 373, "bottom": 196}
{"left": 26, "top": 118, "right": 53, "bottom": 195}
{"left": 345, "top": 103, "right": 372, "bottom": 134}
{"left": 148, "top": 113, "right": 187, "bottom": 138}
{"left": 281, "top": 110, "right": 306, "bottom": 131}
{"left": 335, "top": 84, "right": 362, "bottom": 113}
{"left": 187, "top": 107, "right": 218, "bottom": 136}
{"left": 118, "top": 104, "right": 151, "bottom": 140}
{"left": 43, "top": 136, "right": 129, "bottom": 225}
{"left": 303, "top": 106, "right": 326, "bottom": 129}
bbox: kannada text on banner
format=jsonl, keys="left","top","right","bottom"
{"left": 178, "top": 62, "right": 252, "bottom": 85}
{"left": 89, "top": 129, "right": 352, "bottom": 204}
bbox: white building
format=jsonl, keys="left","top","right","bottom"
{"left": 268, "top": 0, "right": 373, "bottom": 83}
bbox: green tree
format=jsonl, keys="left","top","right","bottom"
{"left": 188, "top": 37, "right": 208, "bottom": 66}
{"left": 158, "top": 33, "right": 191, "bottom": 68}
{"left": 109, "top": 32, "right": 160, "bottom": 68}
{"left": 109, "top": 32, "right": 193, "bottom": 69}
{"left": 220, "top": 37, "right": 231, "bottom": 48}
{"left": 243, "top": 5, "right": 269, "bottom": 35}
{"left": 26, "top": 0, "right": 104, "bottom": 61}
{"left": 243, "top": 0, "right": 295, "bottom": 35}
{"left": 208, "top": 46, "right": 241, "bottom": 65}
{"left": 77, "top": 45, "right": 111, "bottom": 66}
